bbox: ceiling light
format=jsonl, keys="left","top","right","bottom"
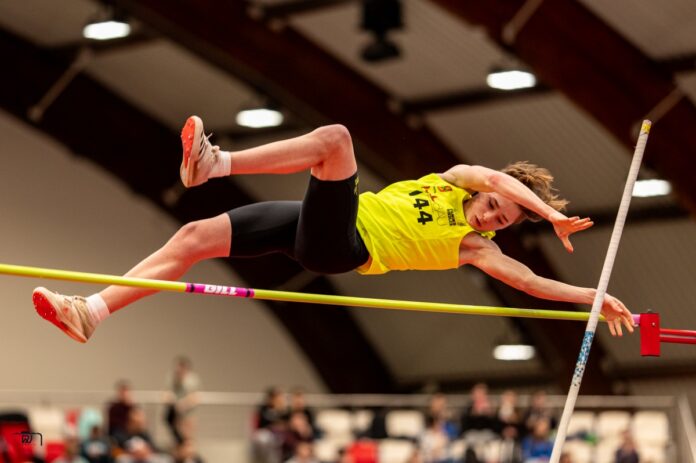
{"left": 83, "top": 4, "right": 131, "bottom": 41}
{"left": 83, "top": 20, "right": 131, "bottom": 40}
{"left": 493, "top": 344, "right": 536, "bottom": 361}
{"left": 632, "top": 179, "right": 672, "bottom": 198}
{"left": 486, "top": 70, "right": 536, "bottom": 90}
{"left": 236, "top": 108, "right": 284, "bottom": 129}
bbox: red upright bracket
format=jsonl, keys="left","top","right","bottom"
{"left": 638, "top": 311, "right": 696, "bottom": 356}
{"left": 639, "top": 311, "right": 661, "bottom": 357}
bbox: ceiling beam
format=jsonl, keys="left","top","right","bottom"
{"left": 658, "top": 53, "right": 696, "bottom": 73}
{"left": 577, "top": 203, "right": 689, "bottom": 227}
{"left": 399, "top": 84, "right": 551, "bottom": 114}
{"left": 429, "top": 0, "right": 696, "bottom": 216}
{"left": 0, "top": 26, "right": 394, "bottom": 393}
{"left": 517, "top": 203, "right": 689, "bottom": 236}
{"left": 250, "top": 0, "right": 355, "bottom": 19}
{"left": 51, "top": 30, "right": 158, "bottom": 57}
{"left": 112, "top": 0, "right": 616, "bottom": 393}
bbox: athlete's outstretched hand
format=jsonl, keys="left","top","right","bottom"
{"left": 601, "top": 294, "right": 635, "bottom": 337}
{"left": 549, "top": 211, "right": 594, "bottom": 253}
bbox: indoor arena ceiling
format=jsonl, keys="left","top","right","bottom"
{"left": 1, "top": 0, "right": 695, "bottom": 393}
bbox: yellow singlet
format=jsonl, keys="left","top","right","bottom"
{"left": 356, "top": 173, "right": 495, "bottom": 275}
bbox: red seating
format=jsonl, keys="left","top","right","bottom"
{"left": 0, "top": 414, "right": 34, "bottom": 463}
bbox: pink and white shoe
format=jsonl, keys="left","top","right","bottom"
{"left": 32, "top": 287, "right": 96, "bottom": 343}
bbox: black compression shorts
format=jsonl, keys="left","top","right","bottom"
{"left": 227, "top": 173, "right": 369, "bottom": 274}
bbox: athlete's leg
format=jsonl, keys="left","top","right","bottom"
{"left": 98, "top": 213, "right": 231, "bottom": 313}
{"left": 33, "top": 202, "right": 303, "bottom": 343}
{"left": 230, "top": 123, "right": 357, "bottom": 180}
{"left": 32, "top": 214, "right": 231, "bottom": 343}
{"left": 182, "top": 116, "right": 357, "bottom": 187}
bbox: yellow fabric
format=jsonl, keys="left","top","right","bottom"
{"left": 356, "top": 173, "right": 495, "bottom": 275}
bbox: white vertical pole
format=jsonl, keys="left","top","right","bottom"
{"left": 549, "top": 120, "right": 652, "bottom": 463}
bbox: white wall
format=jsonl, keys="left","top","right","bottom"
{"left": 0, "top": 110, "right": 324, "bottom": 393}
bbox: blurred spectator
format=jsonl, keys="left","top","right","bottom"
{"left": 78, "top": 408, "right": 105, "bottom": 442}
{"left": 164, "top": 356, "right": 201, "bottom": 445}
{"left": 419, "top": 416, "right": 452, "bottom": 463}
{"left": 460, "top": 383, "right": 497, "bottom": 458}
{"left": 425, "top": 394, "right": 458, "bottom": 441}
{"left": 364, "top": 408, "right": 388, "bottom": 440}
{"left": 460, "top": 383, "right": 497, "bottom": 434}
{"left": 253, "top": 388, "right": 287, "bottom": 463}
{"left": 559, "top": 453, "right": 573, "bottom": 463}
{"left": 521, "top": 417, "right": 553, "bottom": 463}
{"left": 115, "top": 409, "right": 173, "bottom": 463}
{"left": 55, "top": 435, "right": 89, "bottom": 463}
{"left": 287, "top": 389, "right": 316, "bottom": 436}
{"left": 285, "top": 441, "right": 318, "bottom": 463}
{"left": 80, "top": 425, "right": 113, "bottom": 463}
{"left": 258, "top": 388, "right": 288, "bottom": 430}
{"left": 462, "top": 447, "right": 480, "bottom": 463}
{"left": 107, "top": 380, "right": 134, "bottom": 439}
{"left": 499, "top": 423, "right": 522, "bottom": 463}
{"left": 173, "top": 439, "right": 204, "bottom": 463}
{"left": 115, "top": 435, "right": 171, "bottom": 463}
{"left": 615, "top": 431, "right": 639, "bottom": 463}
{"left": 282, "top": 411, "right": 314, "bottom": 461}
{"left": 522, "top": 391, "right": 556, "bottom": 438}
{"left": 497, "top": 390, "right": 523, "bottom": 463}
{"left": 497, "top": 390, "right": 521, "bottom": 432}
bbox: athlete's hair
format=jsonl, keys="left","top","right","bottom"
{"left": 501, "top": 161, "right": 568, "bottom": 222}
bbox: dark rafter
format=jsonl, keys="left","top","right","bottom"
{"left": 51, "top": 30, "right": 158, "bottom": 57}
{"left": 400, "top": 84, "right": 551, "bottom": 114}
{"left": 517, "top": 203, "right": 689, "bottom": 236}
{"left": 251, "top": 0, "right": 354, "bottom": 19}
{"left": 658, "top": 53, "right": 696, "bottom": 73}
{"left": 111, "top": 0, "right": 615, "bottom": 393}
{"left": 0, "top": 27, "right": 394, "bottom": 393}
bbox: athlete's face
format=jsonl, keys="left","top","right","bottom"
{"left": 465, "top": 192, "right": 524, "bottom": 232}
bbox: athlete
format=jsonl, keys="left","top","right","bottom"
{"left": 33, "top": 117, "right": 635, "bottom": 343}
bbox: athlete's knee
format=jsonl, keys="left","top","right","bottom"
{"left": 171, "top": 220, "right": 217, "bottom": 261}
{"left": 311, "top": 124, "right": 353, "bottom": 160}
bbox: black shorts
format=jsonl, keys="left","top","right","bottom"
{"left": 227, "top": 173, "right": 369, "bottom": 274}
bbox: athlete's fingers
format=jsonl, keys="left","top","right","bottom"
{"left": 608, "top": 318, "right": 617, "bottom": 336}
{"left": 623, "top": 315, "right": 635, "bottom": 333}
{"left": 561, "top": 235, "right": 574, "bottom": 253}
{"left": 620, "top": 302, "right": 635, "bottom": 333}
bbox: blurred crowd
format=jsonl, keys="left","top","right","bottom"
{"left": 250, "top": 384, "right": 645, "bottom": 463}
{"left": 0, "top": 356, "right": 203, "bottom": 463}
{"left": 0, "top": 373, "right": 652, "bottom": 463}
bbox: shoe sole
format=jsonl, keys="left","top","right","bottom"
{"left": 33, "top": 288, "right": 87, "bottom": 343}
{"left": 180, "top": 116, "right": 204, "bottom": 188}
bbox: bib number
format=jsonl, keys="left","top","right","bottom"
{"left": 410, "top": 191, "right": 434, "bottom": 225}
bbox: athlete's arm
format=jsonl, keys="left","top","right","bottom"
{"left": 458, "top": 235, "right": 634, "bottom": 336}
{"left": 440, "top": 164, "right": 558, "bottom": 220}
{"left": 441, "top": 164, "right": 592, "bottom": 252}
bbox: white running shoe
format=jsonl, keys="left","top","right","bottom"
{"left": 32, "top": 287, "right": 96, "bottom": 343}
{"left": 179, "top": 115, "right": 221, "bottom": 188}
